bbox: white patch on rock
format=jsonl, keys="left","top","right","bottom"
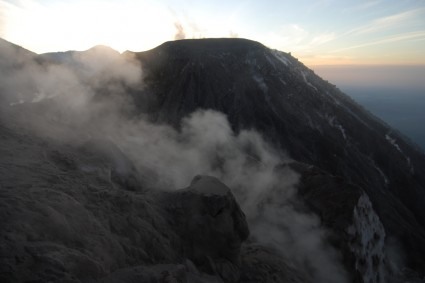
{"left": 367, "top": 158, "right": 389, "bottom": 186}
{"left": 374, "top": 166, "right": 389, "bottom": 186}
{"left": 336, "top": 124, "right": 347, "bottom": 140}
{"left": 271, "top": 50, "right": 291, "bottom": 66}
{"left": 326, "top": 115, "right": 347, "bottom": 140}
{"left": 347, "top": 193, "right": 386, "bottom": 283}
{"left": 279, "top": 78, "right": 287, "bottom": 85}
{"left": 300, "top": 71, "right": 318, "bottom": 92}
{"left": 385, "top": 134, "right": 414, "bottom": 173}
{"left": 385, "top": 134, "right": 401, "bottom": 153}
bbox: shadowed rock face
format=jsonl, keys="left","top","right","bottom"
{"left": 162, "top": 175, "right": 249, "bottom": 282}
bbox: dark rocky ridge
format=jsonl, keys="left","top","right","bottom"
{"left": 127, "top": 38, "right": 425, "bottom": 274}
{"left": 1, "top": 37, "right": 425, "bottom": 282}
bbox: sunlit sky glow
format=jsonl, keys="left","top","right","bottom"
{"left": 1, "top": 0, "right": 425, "bottom": 66}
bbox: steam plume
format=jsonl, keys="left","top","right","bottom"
{"left": 0, "top": 42, "right": 349, "bottom": 283}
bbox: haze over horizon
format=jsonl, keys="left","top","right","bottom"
{"left": 1, "top": 0, "right": 424, "bottom": 66}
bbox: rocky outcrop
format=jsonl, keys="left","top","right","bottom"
{"left": 162, "top": 175, "right": 249, "bottom": 283}
{"left": 292, "top": 162, "right": 405, "bottom": 283}
{"left": 348, "top": 193, "right": 386, "bottom": 283}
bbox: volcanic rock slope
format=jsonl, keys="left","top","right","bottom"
{"left": 129, "top": 38, "right": 425, "bottom": 275}
{"left": 1, "top": 37, "right": 425, "bottom": 283}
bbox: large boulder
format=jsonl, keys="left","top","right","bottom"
{"left": 162, "top": 175, "right": 249, "bottom": 283}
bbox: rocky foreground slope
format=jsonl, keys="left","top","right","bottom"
{"left": 1, "top": 37, "right": 425, "bottom": 282}
{"left": 0, "top": 108, "right": 306, "bottom": 282}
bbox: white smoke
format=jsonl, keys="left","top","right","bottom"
{"left": 174, "top": 22, "right": 186, "bottom": 40}
{"left": 0, "top": 41, "right": 349, "bottom": 283}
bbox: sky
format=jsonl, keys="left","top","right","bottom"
{"left": 1, "top": 0, "right": 425, "bottom": 66}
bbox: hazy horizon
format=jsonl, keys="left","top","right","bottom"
{"left": 313, "top": 64, "right": 425, "bottom": 150}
